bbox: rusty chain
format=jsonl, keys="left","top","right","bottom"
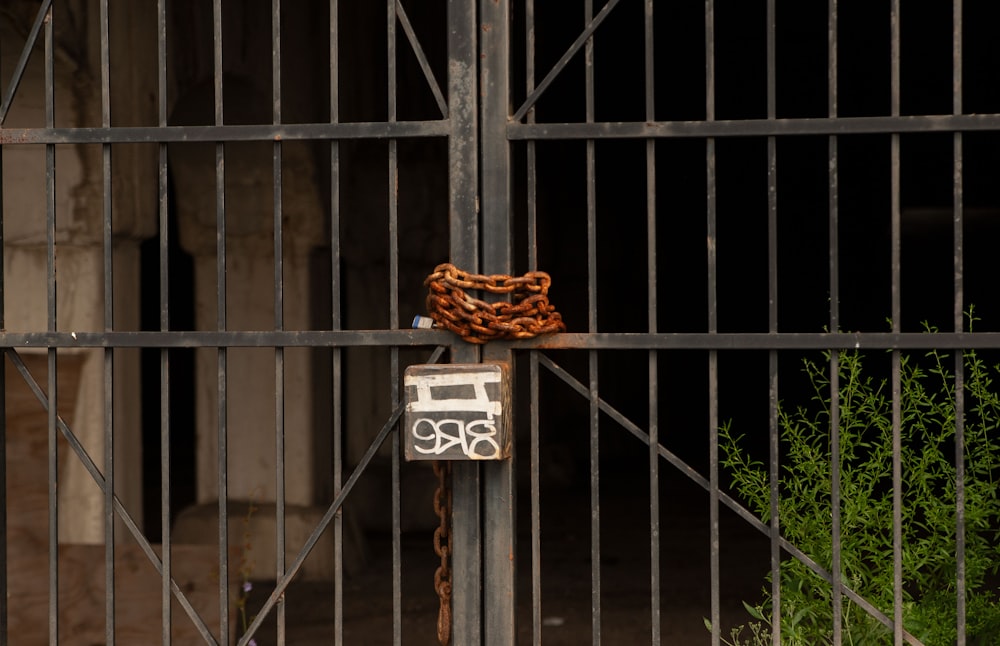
{"left": 432, "top": 460, "right": 453, "bottom": 645}
{"left": 424, "top": 263, "right": 566, "bottom": 343}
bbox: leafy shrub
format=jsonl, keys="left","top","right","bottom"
{"left": 715, "top": 342, "right": 1000, "bottom": 645}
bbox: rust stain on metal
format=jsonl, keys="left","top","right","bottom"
{"left": 0, "top": 130, "right": 34, "bottom": 145}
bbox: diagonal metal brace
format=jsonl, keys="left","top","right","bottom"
{"left": 5, "top": 348, "right": 221, "bottom": 645}
{"left": 536, "top": 351, "right": 925, "bottom": 646}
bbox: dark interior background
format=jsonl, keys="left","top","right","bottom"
{"left": 125, "top": 0, "right": 999, "bottom": 638}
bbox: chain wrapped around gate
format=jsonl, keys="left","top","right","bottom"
{"left": 422, "top": 263, "right": 566, "bottom": 343}
{"left": 432, "top": 460, "right": 453, "bottom": 645}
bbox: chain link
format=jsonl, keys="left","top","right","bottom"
{"left": 424, "top": 263, "right": 566, "bottom": 343}
{"left": 432, "top": 460, "right": 453, "bottom": 645}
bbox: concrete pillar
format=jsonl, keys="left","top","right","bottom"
{"left": 168, "top": 78, "right": 335, "bottom": 576}
{"left": 1, "top": 4, "right": 155, "bottom": 542}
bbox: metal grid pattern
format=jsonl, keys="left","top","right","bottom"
{"left": 0, "top": 1, "right": 994, "bottom": 645}
{"left": 507, "top": 2, "right": 990, "bottom": 646}
{"left": 0, "top": 1, "right": 465, "bottom": 645}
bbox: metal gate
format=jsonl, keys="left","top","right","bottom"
{"left": 1, "top": 0, "right": 998, "bottom": 645}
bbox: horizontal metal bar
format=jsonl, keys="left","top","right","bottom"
{"left": 0, "top": 330, "right": 450, "bottom": 348}
{"left": 508, "top": 113, "right": 1000, "bottom": 140}
{"left": 13, "top": 112, "right": 994, "bottom": 146}
{"left": 5, "top": 330, "right": 1000, "bottom": 350}
{"left": 0, "top": 120, "right": 449, "bottom": 145}
{"left": 513, "top": 331, "right": 1000, "bottom": 350}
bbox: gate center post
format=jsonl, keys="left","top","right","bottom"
{"left": 479, "top": 0, "right": 516, "bottom": 644}
{"left": 448, "top": 0, "right": 484, "bottom": 643}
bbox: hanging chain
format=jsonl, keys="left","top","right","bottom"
{"left": 424, "top": 263, "right": 566, "bottom": 343}
{"left": 432, "top": 460, "right": 453, "bottom": 645}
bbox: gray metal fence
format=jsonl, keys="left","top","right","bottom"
{"left": 1, "top": 0, "right": 997, "bottom": 644}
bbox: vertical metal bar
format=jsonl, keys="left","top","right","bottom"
{"left": 525, "top": 0, "right": 537, "bottom": 272}
{"left": 952, "top": 2, "right": 966, "bottom": 643}
{"left": 212, "top": 1, "right": 230, "bottom": 642}
{"left": 584, "top": 1, "right": 602, "bottom": 644}
{"left": 44, "top": 7, "right": 59, "bottom": 643}
{"left": 480, "top": 0, "right": 512, "bottom": 270}
{"left": 446, "top": 0, "right": 479, "bottom": 262}
{"left": 157, "top": 0, "right": 172, "bottom": 641}
{"left": 329, "top": 1, "right": 344, "bottom": 644}
{"left": 529, "top": 351, "right": 542, "bottom": 646}
{"left": 524, "top": 3, "right": 542, "bottom": 643}
{"left": 644, "top": 1, "right": 660, "bottom": 643}
{"left": 889, "top": 2, "right": 903, "bottom": 644}
{"left": 764, "top": 2, "right": 782, "bottom": 645}
{"left": 386, "top": 3, "right": 403, "bottom": 644}
{"left": 705, "top": 1, "right": 720, "bottom": 644}
{"left": 447, "top": 0, "right": 481, "bottom": 641}
{"left": 99, "top": 0, "right": 115, "bottom": 641}
{"left": 480, "top": 0, "right": 516, "bottom": 643}
{"left": 0, "top": 66, "right": 7, "bottom": 646}
{"left": 827, "top": 1, "right": 843, "bottom": 641}
{"left": 0, "top": 0, "right": 55, "bottom": 126}
{"left": 271, "top": 1, "right": 286, "bottom": 642}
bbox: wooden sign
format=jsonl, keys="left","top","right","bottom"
{"left": 403, "top": 363, "right": 511, "bottom": 461}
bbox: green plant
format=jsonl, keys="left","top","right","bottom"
{"left": 703, "top": 601, "right": 772, "bottom": 646}
{"left": 717, "top": 334, "right": 1000, "bottom": 644}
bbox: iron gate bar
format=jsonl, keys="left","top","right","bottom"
{"left": 765, "top": 0, "right": 781, "bottom": 641}
{"left": 329, "top": 0, "right": 344, "bottom": 641}
{"left": 584, "top": 0, "right": 602, "bottom": 641}
{"left": 643, "top": 0, "right": 659, "bottom": 643}
{"left": 706, "top": 0, "right": 721, "bottom": 638}
{"left": 212, "top": 0, "right": 230, "bottom": 638}
{"left": 8, "top": 114, "right": 1000, "bottom": 147}
{"left": 0, "top": 144, "right": 6, "bottom": 644}
{"left": 5, "top": 348, "right": 221, "bottom": 644}
{"left": 100, "top": 0, "right": 115, "bottom": 640}
{"left": 0, "top": 0, "right": 54, "bottom": 125}
{"left": 44, "top": 6, "right": 57, "bottom": 642}
{"left": 890, "top": 3, "right": 903, "bottom": 642}
{"left": 0, "top": 121, "right": 450, "bottom": 145}
{"left": 387, "top": 2, "right": 403, "bottom": 641}
{"left": 480, "top": 0, "right": 516, "bottom": 643}
{"left": 396, "top": 0, "right": 448, "bottom": 119}
{"left": 952, "top": 2, "right": 968, "bottom": 642}
{"left": 272, "top": 1, "right": 287, "bottom": 640}
{"left": 511, "top": 332, "right": 1000, "bottom": 350}
{"left": 524, "top": 1, "right": 542, "bottom": 641}
{"left": 511, "top": 0, "right": 620, "bottom": 123}
{"left": 0, "top": 330, "right": 450, "bottom": 347}
{"left": 528, "top": 351, "right": 541, "bottom": 645}
{"left": 447, "top": 0, "right": 481, "bottom": 643}
{"left": 156, "top": 0, "right": 173, "bottom": 639}
{"left": 507, "top": 114, "right": 1000, "bottom": 139}
{"left": 534, "top": 352, "right": 925, "bottom": 645}
{"left": 828, "top": 1, "right": 843, "bottom": 641}
{"left": 9, "top": 329, "right": 1000, "bottom": 350}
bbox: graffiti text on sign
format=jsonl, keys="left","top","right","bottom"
{"left": 404, "top": 369, "right": 504, "bottom": 460}
{"left": 410, "top": 418, "right": 501, "bottom": 459}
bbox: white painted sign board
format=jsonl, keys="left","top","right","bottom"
{"left": 403, "top": 363, "right": 511, "bottom": 461}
